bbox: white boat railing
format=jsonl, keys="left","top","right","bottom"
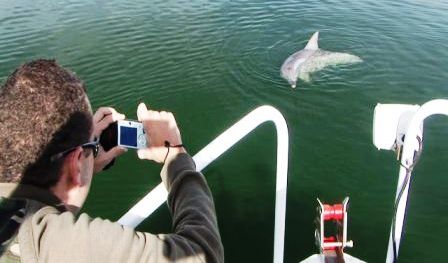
{"left": 374, "top": 99, "right": 448, "bottom": 263}
{"left": 387, "top": 99, "right": 448, "bottom": 262}
{"left": 118, "top": 105, "right": 290, "bottom": 263}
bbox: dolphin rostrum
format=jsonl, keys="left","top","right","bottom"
{"left": 280, "top": 31, "right": 362, "bottom": 88}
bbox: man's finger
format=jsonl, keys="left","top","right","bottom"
{"left": 94, "top": 112, "right": 125, "bottom": 136}
{"left": 137, "top": 148, "right": 153, "bottom": 160}
{"left": 137, "top": 103, "right": 161, "bottom": 122}
{"left": 104, "top": 146, "right": 128, "bottom": 160}
{"left": 97, "top": 111, "right": 125, "bottom": 126}
{"left": 93, "top": 107, "right": 119, "bottom": 123}
{"left": 137, "top": 147, "right": 167, "bottom": 162}
{"left": 137, "top": 103, "right": 149, "bottom": 122}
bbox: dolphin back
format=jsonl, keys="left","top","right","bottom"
{"left": 294, "top": 50, "right": 362, "bottom": 82}
{"left": 313, "top": 50, "right": 363, "bottom": 64}
{"left": 280, "top": 32, "right": 362, "bottom": 87}
{"left": 302, "top": 50, "right": 362, "bottom": 73}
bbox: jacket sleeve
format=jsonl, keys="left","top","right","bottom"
{"left": 24, "top": 153, "right": 224, "bottom": 263}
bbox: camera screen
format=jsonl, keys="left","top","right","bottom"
{"left": 120, "top": 126, "right": 137, "bottom": 147}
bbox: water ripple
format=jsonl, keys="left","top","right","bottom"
{"left": 2, "top": 1, "right": 448, "bottom": 262}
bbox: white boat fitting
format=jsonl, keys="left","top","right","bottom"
{"left": 118, "top": 105, "right": 289, "bottom": 263}
{"left": 373, "top": 99, "right": 448, "bottom": 263}
{"left": 299, "top": 198, "right": 365, "bottom": 263}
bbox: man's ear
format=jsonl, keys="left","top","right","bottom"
{"left": 65, "top": 147, "right": 84, "bottom": 187}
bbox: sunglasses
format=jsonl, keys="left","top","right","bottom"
{"left": 50, "top": 140, "right": 99, "bottom": 162}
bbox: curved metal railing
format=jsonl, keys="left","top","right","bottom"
{"left": 386, "top": 99, "right": 448, "bottom": 262}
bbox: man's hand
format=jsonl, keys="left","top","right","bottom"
{"left": 136, "top": 103, "right": 185, "bottom": 163}
{"left": 93, "top": 107, "right": 127, "bottom": 173}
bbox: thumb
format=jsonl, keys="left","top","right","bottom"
{"left": 137, "top": 147, "right": 167, "bottom": 163}
{"left": 105, "top": 146, "right": 128, "bottom": 159}
{"left": 137, "top": 148, "right": 154, "bottom": 160}
{"left": 137, "top": 103, "right": 148, "bottom": 122}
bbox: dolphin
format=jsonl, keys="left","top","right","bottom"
{"left": 281, "top": 31, "right": 362, "bottom": 88}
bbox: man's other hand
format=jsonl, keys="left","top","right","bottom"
{"left": 93, "top": 107, "right": 127, "bottom": 173}
{"left": 136, "top": 103, "right": 185, "bottom": 163}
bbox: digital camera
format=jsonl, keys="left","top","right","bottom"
{"left": 100, "top": 120, "right": 148, "bottom": 150}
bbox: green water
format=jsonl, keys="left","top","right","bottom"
{"left": 2, "top": 0, "right": 448, "bottom": 262}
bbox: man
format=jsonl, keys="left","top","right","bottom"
{"left": 0, "top": 59, "right": 224, "bottom": 262}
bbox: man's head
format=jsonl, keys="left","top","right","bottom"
{"left": 0, "top": 60, "right": 94, "bottom": 203}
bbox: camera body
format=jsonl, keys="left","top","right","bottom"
{"left": 117, "top": 120, "right": 147, "bottom": 149}
{"left": 100, "top": 120, "right": 147, "bottom": 150}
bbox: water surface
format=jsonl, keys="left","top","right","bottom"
{"left": 1, "top": 0, "right": 448, "bottom": 262}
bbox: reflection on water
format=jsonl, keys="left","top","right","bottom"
{"left": 1, "top": 0, "right": 448, "bottom": 262}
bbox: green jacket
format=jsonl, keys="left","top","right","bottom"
{"left": 0, "top": 153, "right": 224, "bottom": 263}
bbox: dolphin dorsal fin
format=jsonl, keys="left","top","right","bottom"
{"left": 304, "top": 31, "right": 319, "bottom": 50}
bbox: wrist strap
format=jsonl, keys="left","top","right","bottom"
{"left": 164, "top": 141, "right": 184, "bottom": 163}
